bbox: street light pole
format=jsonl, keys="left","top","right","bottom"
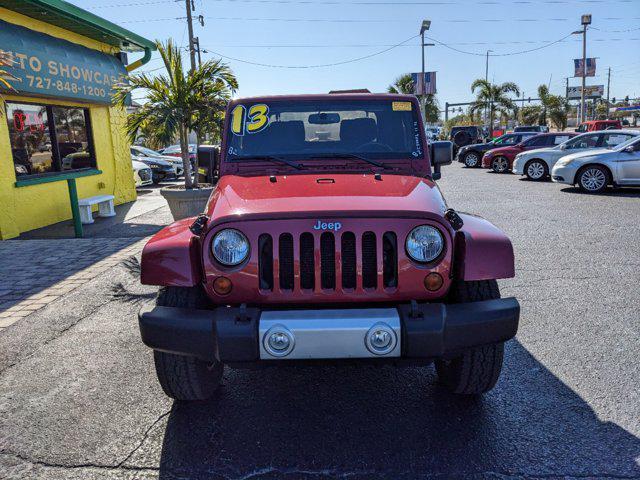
{"left": 484, "top": 50, "right": 493, "bottom": 126}
{"left": 579, "top": 14, "right": 591, "bottom": 123}
{"left": 420, "top": 20, "right": 431, "bottom": 122}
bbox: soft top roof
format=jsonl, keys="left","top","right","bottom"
{"left": 229, "top": 93, "right": 419, "bottom": 104}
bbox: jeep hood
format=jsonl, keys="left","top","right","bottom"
{"left": 205, "top": 174, "right": 447, "bottom": 224}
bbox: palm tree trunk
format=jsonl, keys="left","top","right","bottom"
{"left": 180, "top": 124, "right": 194, "bottom": 189}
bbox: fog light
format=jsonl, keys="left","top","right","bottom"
{"left": 213, "top": 276, "right": 233, "bottom": 295}
{"left": 263, "top": 325, "right": 295, "bottom": 357}
{"left": 365, "top": 322, "right": 397, "bottom": 355}
{"left": 424, "top": 272, "right": 443, "bottom": 291}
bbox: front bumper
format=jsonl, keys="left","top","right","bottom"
{"left": 512, "top": 158, "right": 525, "bottom": 175}
{"left": 551, "top": 164, "right": 577, "bottom": 185}
{"left": 138, "top": 298, "right": 520, "bottom": 364}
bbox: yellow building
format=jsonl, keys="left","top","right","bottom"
{"left": 0, "top": 0, "right": 155, "bottom": 239}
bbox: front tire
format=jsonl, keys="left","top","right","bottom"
{"left": 491, "top": 156, "right": 509, "bottom": 173}
{"left": 525, "top": 160, "right": 548, "bottom": 181}
{"left": 577, "top": 165, "right": 609, "bottom": 193}
{"left": 463, "top": 151, "right": 481, "bottom": 168}
{"left": 435, "top": 280, "right": 505, "bottom": 394}
{"left": 153, "top": 286, "right": 223, "bottom": 401}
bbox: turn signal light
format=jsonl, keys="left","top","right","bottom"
{"left": 213, "top": 276, "right": 233, "bottom": 295}
{"left": 424, "top": 272, "right": 444, "bottom": 291}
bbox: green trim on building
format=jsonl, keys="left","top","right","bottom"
{"left": 15, "top": 169, "right": 103, "bottom": 187}
{"left": 0, "top": 0, "right": 156, "bottom": 52}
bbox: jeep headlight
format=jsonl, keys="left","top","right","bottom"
{"left": 212, "top": 229, "right": 249, "bottom": 266}
{"left": 406, "top": 225, "right": 444, "bottom": 263}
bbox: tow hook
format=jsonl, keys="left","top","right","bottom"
{"left": 444, "top": 209, "right": 464, "bottom": 231}
{"left": 189, "top": 214, "right": 209, "bottom": 235}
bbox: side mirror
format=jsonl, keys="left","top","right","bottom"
{"left": 559, "top": 144, "right": 567, "bottom": 150}
{"left": 624, "top": 145, "right": 635, "bottom": 153}
{"left": 429, "top": 140, "right": 453, "bottom": 180}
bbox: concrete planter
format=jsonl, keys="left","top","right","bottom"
{"left": 160, "top": 184, "right": 213, "bottom": 221}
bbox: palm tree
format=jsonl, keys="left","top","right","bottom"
{"left": 388, "top": 73, "right": 439, "bottom": 123}
{"left": 469, "top": 79, "right": 520, "bottom": 133}
{"left": 537, "top": 84, "right": 569, "bottom": 130}
{"left": 0, "top": 51, "right": 18, "bottom": 116}
{"left": 519, "top": 105, "right": 543, "bottom": 126}
{"left": 113, "top": 39, "right": 238, "bottom": 188}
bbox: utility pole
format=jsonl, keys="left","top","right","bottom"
{"left": 185, "top": 0, "right": 197, "bottom": 73}
{"left": 565, "top": 77, "right": 569, "bottom": 100}
{"left": 606, "top": 66, "right": 611, "bottom": 111}
{"left": 484, "top": 50, "right": 493, "bottom": 127}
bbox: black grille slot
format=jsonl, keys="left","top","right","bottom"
{"left": 258, "top": 234, "right": 273, "bottom": 290}
{"left": 362, "top": 231, "right": 377, "bottom": 289}
{"left": 382, "top": 232, "right": 398, "bottom": 288}
{"left": 341, "top": 232, "right": 357, "bottom": 289}
{"left": 320, "top": 232, "right": 336, "bottom": 290}
{"left": 300, "top": 232, "right": 315, "bottom": 290}
{"left": 279, "top": 233, "right": 294, "bottom": 290}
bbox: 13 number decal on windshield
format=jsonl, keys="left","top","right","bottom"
{"left": 230, "top": 104, "right": 270, "bottom": 136}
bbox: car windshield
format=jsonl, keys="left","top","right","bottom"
{"left": 164, "top": 145, "right": 195, "bottom": 154}
{"left": 133, "top": 146, "right": 161, "bottom": 157}
{"left": 225, "top": 99, "right": 425, "bottom": 162}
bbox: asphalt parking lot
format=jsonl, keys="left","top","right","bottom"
{"left": 0, "top": 163, "right": 639, "bottom": 480}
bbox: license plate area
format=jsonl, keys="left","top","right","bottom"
{"left": 259, "top": 308, "right": 401, "bottom": 360}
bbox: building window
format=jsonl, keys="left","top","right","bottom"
{"left": 6, "top": 102, "right": 96, "bottom": 177}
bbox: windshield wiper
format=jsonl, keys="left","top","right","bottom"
{"left": 308, "top": 153, "right": 392, "bottom": 170}
{"left": 232, "top": 155, "right": 304, "bottom": 170}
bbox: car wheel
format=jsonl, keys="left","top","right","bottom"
{"left": 577, "top": 165, "right": 609, "bottom": 193}
{"left": 525, "top": 160, "right": 548, "bottom": 181}
{"left": 153, "top": 286, "right": 223, "bottom": 401}
{"left": 435, "top": 280, "right": 505, "bottom": 395}
{"left": 491, "top": 156, "right": 509, "bottom": 173}
{"left": 463, "top": 151, "right": 480, "bottom": 168}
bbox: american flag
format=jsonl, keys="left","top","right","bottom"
{"left": 412, "top": 72, "right": 437, "bottom": 95}
{"left": 574, "top": 58, "right": 596, "bottom": 77}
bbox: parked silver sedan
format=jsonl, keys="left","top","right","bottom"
{"left": 552, "top": 135, "right": 640, "bottom": 193}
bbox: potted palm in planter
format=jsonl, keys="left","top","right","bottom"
{"left": 113, "top": 39, "right": 237, "bottom": 220}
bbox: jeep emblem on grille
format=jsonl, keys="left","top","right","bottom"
{"left": 313, "top": 220, "right": 342, "bottom": 232}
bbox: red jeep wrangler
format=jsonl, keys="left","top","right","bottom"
{"left": 138, "top": 93, "right": 520, "bottom": 401}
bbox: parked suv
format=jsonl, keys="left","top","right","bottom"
{"left": 482, "top": 132, "right": 578, "bottom": 173}
{"left": 138, "top": 93, "right": 520, "bottom": 401}
{"left": 576, "top": 120, "right": 622, "bottom": 132}
{"left": 513, "top": 130, "right": 639, "bottom": 180}
{"left": 449, "top": 125, "right": 484, "bottom": 156}
{"left": 457, "top": 132, "right": 536, "bottom": 167}
{"left": 514, "top": 125, "right": 549, "bottom": 133}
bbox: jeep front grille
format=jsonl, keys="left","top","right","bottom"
{"left": 258, "top": 230, "right": 398, "bottom": 293}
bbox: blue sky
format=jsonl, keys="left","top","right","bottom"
{"left": 73, "top": 0, "right": 639, "bottom": 108}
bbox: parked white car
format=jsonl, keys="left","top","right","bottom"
{"left": 131, "top": 145, "right": 183, "bottom": 176}
{"left": 551, "top": 135, "right": 640, "bottom": 192}
{"left": 513, "top": 130, "right": 639, "bottom": 181}
{"left": 132, "top": 159, "right": 153, "bottom": 187}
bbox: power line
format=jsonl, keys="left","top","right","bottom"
{"left": 194, "top": 0, "right": 636, "bottom": 4}
{"left": 590, "top": 25, "right": 640, "bottom": 33}
{"left": 201, "top": 34, "right": 419, "bottom": 68}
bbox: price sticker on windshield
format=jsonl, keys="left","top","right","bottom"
{"left": 392, "top": 101, "right": 412, "bottom": 111}
{"left": 230, "top": 103, "right": 270, "bottom": 135}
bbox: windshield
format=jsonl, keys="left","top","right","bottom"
{"left": 133, "top": 146, "right": 161, "bottom": 157}
{"left": 164, "top": 145, "right": 195, "bottom": 154}
{"left": 225, "top": 99, "right": 424, "bottom": 162}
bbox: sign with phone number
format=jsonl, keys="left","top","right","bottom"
{"left": 0, "top": 19, "right": 127, "bottom": 105}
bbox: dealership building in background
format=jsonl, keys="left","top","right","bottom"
{"left": 0, "top": 0, "right": 155, "bottom": 239}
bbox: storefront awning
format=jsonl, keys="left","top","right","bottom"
{"left": 0, "top": 0, "right": 156, "bottom": 52}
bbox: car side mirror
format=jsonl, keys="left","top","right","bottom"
{"left": 624, "top": 145, "right": 635, "bottom": 153}
{"left": 429, "top": 141, "right": 453, "bottom": 180}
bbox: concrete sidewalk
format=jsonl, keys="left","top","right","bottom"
{"left": 0, "top": 185, "right": 173, "bottom": 330}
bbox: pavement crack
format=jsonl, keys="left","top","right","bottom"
{"left": 0, "top": 451, "right": 158, "bottom": 473}
{"left": 0, "top": 296, "right": 114, "bottom": 376}
{"left": 116, "top": 407, "right": 173, "bottom": 468}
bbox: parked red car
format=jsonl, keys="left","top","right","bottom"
{"left": 482, "top": 132, "right": 578, "bottom": 173}
{"left": 137, "top": 93, "right": 520, "bottom": 401}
